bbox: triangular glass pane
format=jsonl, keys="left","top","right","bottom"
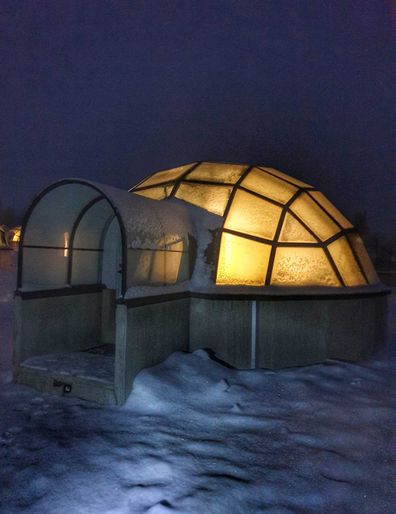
{"left": 279, "top": 212, "right": 317, "bottom": 242}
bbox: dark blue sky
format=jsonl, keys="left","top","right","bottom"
{"left": 1, "top": 1, "right": 394, "bottom": 236}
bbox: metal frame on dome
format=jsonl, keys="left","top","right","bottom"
{"left": 130, "top": 161, "right": 374, "bottom": 288}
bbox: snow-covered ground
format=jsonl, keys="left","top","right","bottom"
{"left": 0, "top": 263, "right": 394, "bottom": 513}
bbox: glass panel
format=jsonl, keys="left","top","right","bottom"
{"left": 241, "top": 167, "right": 297, "bottom": 204}
{"left": 22, "top": 248, "right": 68, "bottom": 289}
{"left": 185, "top": 162, "right": 246, "bottom": 184}
{"left": 71, "top": 250, "right": 101, "bottom": 285}
{"left": 271, "top": 247, "right": 340, "bottom": 286}
{"left": 127, "top": 249, "right": 165, "bottom": 286}
{"left": 328, "top": 236, "right": 366, "bottom": 286}
{"left": 133, "top": 185, "right": 173, "bottom": 200}
{"left": 347, "top": 233, "right": 379, "bottom": 285}
{"left": 259, "top": 167, "right": 311, "bottom": 188}
{"left": 24, "top": 183, "right": 99, "bottom": 246}
{"left": 136, "top": 163, "right": 195, "bottom": 188}
{"left": 165, "top": 251, "right": 187, "bottom": 284}
{"left": 279, "top": 212, "right": 317, "bottom": 242}
{"left": 224, "top": 189, "right": 282, "bottom": 240}
{"left": 309, "top": 191, "right": 353, "bottom": 229}
{"left": 290, "top": 193, "right": 340, "bottom": 241}
{"left": 175, "top": 183, "right": 232, "bottom": 216}
{"left": 73, "top": 199, "right": 114, "bottom": 249}
{"left": 216, "top": 232, "right": 271, "bottom": 286}
{"left": 127, "top": 248, "right": 187, "bottom": 286}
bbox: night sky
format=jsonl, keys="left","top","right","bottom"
{"left": 1, "top": 1, "right": 394, "bottom": 237}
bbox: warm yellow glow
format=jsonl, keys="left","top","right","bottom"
{"left": 11, "top": 228, "right": 21, "bottom": 242}
{"left": 164, "top": 251, "right": 183, "bottom": 284}
{"left": 271, "top": 247, "right": 340, "bottom": 286}
{"left": 328, "top": 236, "right": 366, "bottom": 286}
{"left": 309, "top": 191, "right": 353, "bottom": 229}
{"left": 137, "top": 163, "right": 196, "bottom": 188}
{"left": 63, "top": 232, "right": 69, "bottom": 257}
{"left": 290, "top": 193, "right": 340, "bottom": 241}
{"left": 129, "top": 162, "right": 377, "bottom": 290}
{"left": 224, "top": 189, "right": 282, "bottom": 240}
{"left": 133, "top": 185, "right": 173, "bottom": 200}
{"left": 167, "top": 239, "right": 184, "bottom": 251}
{"left": 347, "top": 233, "right": 378, "bottom": 285}
{"left": 259, "top": 167, "right": 312, "bottom": 188}
{"left": 176, "top": 183, "right": 232, "bottom": 216}
{"left": 279, "top": 212, "right": 317, "bottom": 242}
{"left": 128, "top": 250, "right": 179, "bottom": 285}
{"left": 185, "top": 162, "right": 246, "bottom": 184}
{"left": 241, "top": 167, "right": 297, "bottom": 204}
{"left": 216, "top": 232, "right": 271, "bottom": 286}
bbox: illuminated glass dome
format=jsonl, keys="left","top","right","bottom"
{"left": 130, "top": 162, "right": 378, "bottom": 288}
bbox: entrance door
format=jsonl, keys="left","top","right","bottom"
{"left": 100, "top": 216, "right": 122, "bottom": 345}
{"left": 102, "top": 216, "right": 122, "bottom": 296}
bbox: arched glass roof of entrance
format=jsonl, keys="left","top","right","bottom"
{"left": 19, "top": 180, "right": 193, "bottom": 293}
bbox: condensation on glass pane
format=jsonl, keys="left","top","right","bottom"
{"left": 216, "top": 232, "right": 271, "bottom": 286}
{"left": 166, "top": 239, "right": 184, "bottom": 251}
{"left": 224, "top": 189, "right": 282, "bottom": 240}
{"left": 271, "top": 247, "right": 340, "bottom": 286}
{"left": 128, "top": 249, "right": 165, "bottom": 285}
{"left": 22, "top": 248, "right": 68, "bottom": 289}
{"left": 258, "top": 167, "right": 312, "bottom": 188}
{"left": 165, "top": 251, "right": 184, "bottom": 284}
{"left": 71, "top": 250, "right": 100, "bottom": 285}
{"left": 175, "top": 183, "right": 232, "bottom": 216}
{"left": 73, "top": 198, "right": 114, "bottom": 249}
{"left": 278, "top": 212, "right": 317, "bottom": 242}
{"left": 241, "top": 167, "right": 297, "bottom": 204}
{"left": 347, "top": 233, "right": 379, "bottom": 285}
{"left": 290, "top": 193, "right": 340, "bottom": 241}
{"left": 133, "top": 185, "right": 172, "bottom": 201}
{"left": 309, "top": 191, "right": 353, "bottom": 229}
{"left": 185, "top": 162, "right": 246, "bottom": 184}
{"left": 136, "top": 163, "right": 195, "bottom": 188}
{"left": 328, "top": 236, "right": 366, "bottom": 286}
{"left": 127, "top": 248, "right": 187, "bottom": 286}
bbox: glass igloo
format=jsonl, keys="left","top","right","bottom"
{"left": 131, "top": 162, "right": 378, "bottom": 288}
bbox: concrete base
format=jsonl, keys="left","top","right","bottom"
{"left": 13, "top": 287, "right": 389, "bottom": 405}
{"left": 115, "top": 298, "right": 190, "bottom": 404}
{"left": 190, "top": 298, "right": 252, "bottom": 368}
{"left": 15, "top": 365, "right": 116, "bottom": 405}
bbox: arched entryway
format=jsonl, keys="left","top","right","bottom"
{"left": 15, "top": 180, "right": 127, "bottom": 404}
{"left": 18, "top": 180, "right": 126, "bottom": 294}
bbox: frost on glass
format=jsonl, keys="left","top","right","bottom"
{"left": 71, "top": 250, "right": 100, "bottom": 285}
{"left": 328, "top": 236, "right": 366, "bottom": 286}
{"left": 309, "top": 191, "right": 353, "bottom": 229}
{"left": 136, "top": 163, "right": 195, "bottom": 188}
{"left": 216, "top": 232, "right": 271, "bottom": 286}
{"left": 128, "top": 249, "right": 165, "bottom": 285}
{"left": 128, "top": 249, "right": 185, "bottom": 285}
{"left": 224, "top": 189, "right": 282, "bottom": 240}
{"left": 185, "top": 162, "right": 246, "bottom": 184}
{"left": 127, "top": 240, "right": 188, "bottom": 286}
{"left": 175, "top": 183, "right": 232, "bottom": 216}
{"left": 347, "top": 233, "right": 379, "bottom": 285}
{"left": 22, "top": 248, "right": 68, "bottom": 288}
{"left": 241, "top": 167, "right": 297, "bottom": 204}
{"left": 258, "top": 167, "right": 312, "bottom": 188}
{"left": 290, "top": 193, "right": 340, "bottom": 241}
{"left": 278, "top": 212, "right": 317, "bottom": 242}
{"left": 133, "top": 185, "right": 173, "bottom": 200}
{"left": 271, "top": 247, "right": 340, "bottom": 286}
